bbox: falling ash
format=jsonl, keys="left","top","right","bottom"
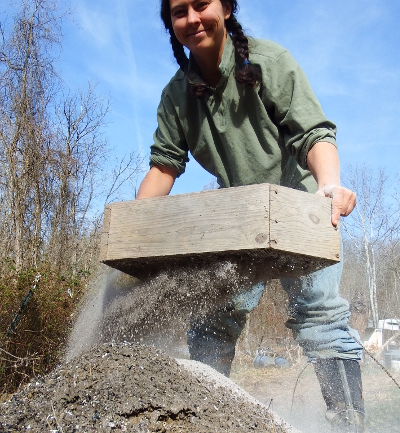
{"left": 66, "top": 261, "right": 255, "bottom": 361}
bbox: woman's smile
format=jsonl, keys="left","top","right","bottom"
{"left": 187, "top": 29, "right": 208, "bottom": 37}
{"left": 170, "top": 0, "right": 232, "bottom": 60}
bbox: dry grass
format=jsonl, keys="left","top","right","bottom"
{"left": 230, "top": 354, "right": 400, "bottom": 433}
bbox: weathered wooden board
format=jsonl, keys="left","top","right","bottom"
{"left": 100, "top": 183, "right": 340, "bottom": 280}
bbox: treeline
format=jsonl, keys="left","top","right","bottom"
{"left": 342, "top": 239, "right": 400, "bottom": 325}
{"left": 0, "top": 0, "right": 142, "bottom": 395}
{"left": 340, "top": 165, "right": 400, "bottom": 328}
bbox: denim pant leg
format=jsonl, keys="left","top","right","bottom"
{"left": 187, "top": 283, "right": 266, "bottom": 376}
{"left": 187, "top": 306, "right": 248, "bottom": 376}
{"left": 281, "top": 252, "right": 363, "bottom": 361}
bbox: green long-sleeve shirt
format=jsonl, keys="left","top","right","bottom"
{"left": 150, "top": 36, "right": 337, "bottom": 193}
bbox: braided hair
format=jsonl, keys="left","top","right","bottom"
{"left": 160, "top": 0, "right": 261, "bottom": 98}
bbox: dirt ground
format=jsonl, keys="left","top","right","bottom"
{"left": 2, "top": 345, "right": 399, "bottom": 433}
{"left": 0, "top": 342, "right": 297, "bottom": 433}
{"left": 231, "top": 355, "right": 400, "bottom": 433}
{"left": 3, "top": 268, "right": 399, "bottom": 433}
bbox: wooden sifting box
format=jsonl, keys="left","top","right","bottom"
{"left": 100, "top": 183, "right": 341, "bottom": 280}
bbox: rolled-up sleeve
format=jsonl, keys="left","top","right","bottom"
{"left": 149, "top": 91, "right": 189, "bottom": 177}
{"left": 264, "top": 50, "right": 337, "bottom": 170}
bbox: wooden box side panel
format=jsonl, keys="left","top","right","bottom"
{"left": 269, "top": 185, "right": 340, "bottom": 262}
{"left": 99, "top": 205, "right": 112, "bottom": 262}
{"left": 105, "top": 184, "right": 270, "bottom": 260}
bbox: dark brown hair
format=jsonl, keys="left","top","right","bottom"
{"left": 160, "top": 0, "right": 261, "bottom": 98}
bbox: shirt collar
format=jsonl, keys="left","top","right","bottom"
{"left": 186, "top": 34, "right": 236, "bottom": 92}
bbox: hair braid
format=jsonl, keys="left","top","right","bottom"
{"left": 169, "top": 30, "right": 189, "bottom": 72}
{"left": 226, "top": 14, "right": 261, "bottom": 87}
{"left": 161, "top": 1, "right": 189, "bottom": 72}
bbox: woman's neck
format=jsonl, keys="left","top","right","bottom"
{"left": 192, "top": 31, "right": 227, "bottom": 88}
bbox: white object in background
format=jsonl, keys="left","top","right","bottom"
{"left": 378, "top": 319, "right": 400, "bottom": 331}
{"left": 392, "top": 360, "right": 400, "bottom": 372}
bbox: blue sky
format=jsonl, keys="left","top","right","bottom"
{"left": 9, "top": 0, "right": 400, "bottom": 196}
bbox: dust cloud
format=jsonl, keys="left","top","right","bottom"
{"left": 66, "top": 262, "right": 254, "bottom": 361}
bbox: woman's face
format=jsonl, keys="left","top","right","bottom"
{"left": 169, "top": 0, "right": 232, "bottom": 59}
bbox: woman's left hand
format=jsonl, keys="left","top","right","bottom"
{"left": 316, "top": 184, "right": 357, "bottom": 227}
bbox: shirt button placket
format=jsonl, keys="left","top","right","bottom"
{"left": 219, "top": 102, "right": 225, "bottom": 130}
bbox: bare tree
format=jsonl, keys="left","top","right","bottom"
{"left": 48, "top": 84, "right": 108, "bottom": 269}
{"left": 103, "top": 151, "right": 145, "bottom": 205}
{"left": 342, "top": 165, "right": 400, "bottom": 327}
{"left": 0, "top": 1, "right": 144, "bottom": 273}
{"left": 0, "top": 0, "right": 60, "bottom": 268}
{"left": 378, "top": 186, "right": 400, "bottom": 318}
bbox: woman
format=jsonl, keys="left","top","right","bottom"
{"left": 136, "top": 1, "right": 364, "bottom": 430}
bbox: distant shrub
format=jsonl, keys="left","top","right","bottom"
{"left": 0, "top": 261, "right": 89, "bottom": 396}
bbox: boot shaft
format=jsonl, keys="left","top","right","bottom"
{"left": 314, "top": 359, "right": 365, "bottom": 432}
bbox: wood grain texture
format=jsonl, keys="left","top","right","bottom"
{"left": 269, "top": 185, "right": 341, "bottom": 261}
{"left": 99, "top": 205, "right": 112, "bottom": 262}
{"left": 105, "top": 184, "right": 270, "bottom": 260}
{"left": 100, "top": 183, "right": 341, "bottom": 279}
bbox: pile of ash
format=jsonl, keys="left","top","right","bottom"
{"left": 1, "top": 342, "right": 298, "bottom": 433}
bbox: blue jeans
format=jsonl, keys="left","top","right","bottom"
{"left": 188, "top": 245, "right": 363, "bottom": 375}
{"left": 280, "top": 255, "right": 363, "bottom": 360}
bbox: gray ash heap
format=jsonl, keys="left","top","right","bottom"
{"left": 0, "top": 342, "right": 296, "bottom": 433}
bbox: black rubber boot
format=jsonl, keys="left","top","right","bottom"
{"left": 314, "top": 359, "right": 365, "bottom": 432}
{"left": 187, "top": 307, "right": 248, "bottom": 377}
